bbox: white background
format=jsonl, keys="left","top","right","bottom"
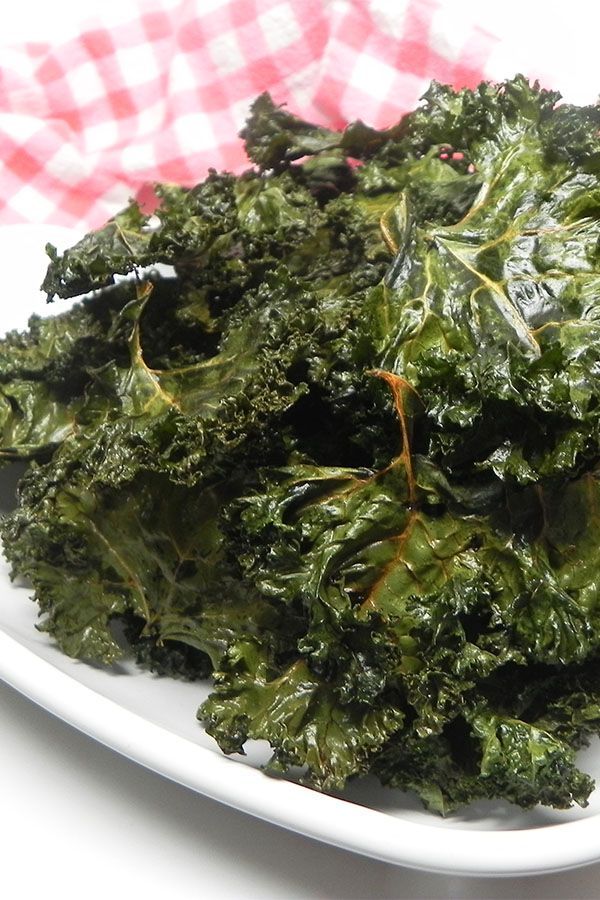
{"left": 2, "top": 2, "right": 600, "bottom": 898}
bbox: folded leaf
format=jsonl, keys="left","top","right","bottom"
{"left": 4, "top": 77, "right": 600, "bottom": 813}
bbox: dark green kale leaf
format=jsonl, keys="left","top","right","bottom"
{"left": 357, "top": 78, "right": 600, "bottom": 484}
{"left": 373, "top": 711, "right": 593, "bottom": 815}
{"left": 202, "top": 652, "right": 403, "bottom": 790}
{"left": 4, "top": 75, "right": 600, "bottom": 815}
{"left": 42, "top": 203, "right": 153, "bottom": 299}
{"left": 202, "top": 372, "right": 600, "bottom": 803}
{"left": 0, "top": 282, "right": 136, "bottom": 462}
{"left": 470, "top": 711, "right": 593, "bottom": 811}
{"left": 3, "top": 449, "right": 294, "bottom": 670}
{"left": 241, "top": 92, "right": 404, "bottom": 170}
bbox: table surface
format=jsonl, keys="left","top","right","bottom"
{"left": 3, "top": 3, "right": 600, "bottom": 897}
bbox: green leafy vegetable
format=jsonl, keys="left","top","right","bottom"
{"left": 4, "top": 75, "right": 600, "bottom": 815}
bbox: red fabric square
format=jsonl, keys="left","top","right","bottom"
{"left": 81, "top": 29, "right": 115, "bottom": 60}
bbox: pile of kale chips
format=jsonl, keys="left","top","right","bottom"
{"left": 3, "top": 76, "right": 600, "bottom": 814}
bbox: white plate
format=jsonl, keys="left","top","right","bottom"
{"left": 2, "top": 224, "right": 600, "bottom": 878}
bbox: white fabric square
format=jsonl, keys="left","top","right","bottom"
{"left": 44, "top": 143, "right": 91, "bottom": 181}
{"left": 257, "top": 4, "right": 302, "bottom": 54}
{"left": 207, "top": 30, "right": 244, "bottom": 76}
{"left": 369, "top": 0, "right": 410, "bottom": 40}
{"left": 349, "top": 54, "right": 397, "bottom": 98}
{"left": 169, "top": 55, "right": 198, "bottom": 92}
{"left": 65, "top": 60, "right": 106, "bottom": 107}
{"left": 0, "top": 113, "right": 45, "bottom": 143}
{"left": 136, "top": 100, "right": 166, "bottom": 137}
{"left": 9, "top": 183, "right": 56, "bottom": 220}
{"left": 121, "top": 142, "right": 156, "bottom": 172}
{"left": 173, "top": 112, "right": 216, "bottom": 153}
{"left": 83, "top": 120, "right": 120, "bottom": 152}
{"left": 115, "top": 44, "right": 160, "bottom": 87}
{"left": 284, "top": 60, "right": 322, "bottom": 109}
{"left": 429, "top": 6, "right": 476, "bottom": 63}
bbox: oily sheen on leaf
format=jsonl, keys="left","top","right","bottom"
{"left": 3, "top": 77, "right": 600, "bottom": 813}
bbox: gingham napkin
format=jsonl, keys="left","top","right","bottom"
{"left": 0, "top": 0, "right": 531, "bottom": 229}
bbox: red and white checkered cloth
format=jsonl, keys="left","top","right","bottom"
{"left": 0, "top": 0, "right": 543, "bottom": 230}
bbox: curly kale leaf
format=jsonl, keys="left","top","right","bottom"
{"left": 241, "top": 92, "right": 404, "bottom": 170}
{"left": 201, "top": 653, "right": 403, "bottom": 790}
{"left": 3, "top": 467, "right": 222, "bottom": 664}
{"left": 42, "top": 203, "right": 154, "bottom": 299}
{"left": 373, "top": 711, "right": 593, "bottom": 815}
{"left": 362, "top": 84, "right": 600, "bottom": 483}
{"left": 233, "top": 376, "right": 600, "bottom": 668}
{"left": 202, "top": 372, "right": 600, "bottom": 803}
{"left": 470, "top": 711, "right": 593, "bottom": 810}
{"left": 4, "top": 76, "right": 600, "bottom": 814}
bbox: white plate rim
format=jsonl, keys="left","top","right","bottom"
{"left": 1, "top": 625, "right": 600, "bottom": 877}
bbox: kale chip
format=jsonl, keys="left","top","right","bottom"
{"left": 4, "top": 76, "right": 600, "bottom": 814}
